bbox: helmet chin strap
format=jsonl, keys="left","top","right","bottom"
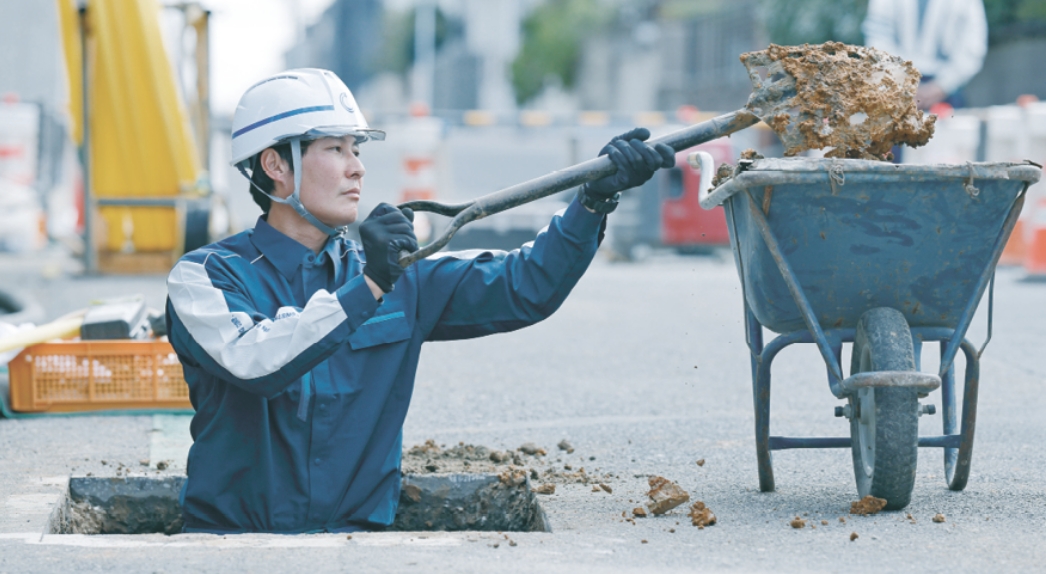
{"left": 237, "top": 138, "right": 348, "bottom": 237}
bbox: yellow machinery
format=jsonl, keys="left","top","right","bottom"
{"left": 57, "top": 0, "right": 209, "bottom": 273}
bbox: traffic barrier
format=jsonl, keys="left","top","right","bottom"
{"left": 1000, "top": 218, "right": 1027, "bottom": 266}
{"left": 1025, "top": 198, "right": 1046, "bottom": 277}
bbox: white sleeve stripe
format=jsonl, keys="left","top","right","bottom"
{"left": 167, "top": 260, "right": 348, "bottom": 380}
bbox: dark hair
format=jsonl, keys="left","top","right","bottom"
{"left": 248, "top": 140, "right": 313, "bottom": 213}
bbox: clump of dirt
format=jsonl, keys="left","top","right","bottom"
{"left": 790, "top": 516, "right": 806, "bottom": 529}
{"left": 711, "top": 163, "right": 735, "bottom": 188}
{"left": 740, "top": 42, "right": 935, "bottom": 160}
{"left": 646, "top": 476, "right": 690, "bottom": 515}
{"left": 557, "top": 439, "right": 575, "bottom": 454}
{"left": 850, "top": 495, "right": 888, "bottom": 515}
{"left": 633, "top": 507, "right": 648, "bottom": 518}
{"left": 689, "top": 501, "right": 716, "bottom": 528}
{"left": 850, "top": 532, "right": 859, "bottom": 541}
{"left": 534, "top": 483, "right": 555, "bottom": 495}
{"left": 933, "top": 513, "right": 946, "bottom": 523}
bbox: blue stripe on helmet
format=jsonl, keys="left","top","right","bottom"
{"left": 232, "top": 105, "right": 336, "bottom": 139}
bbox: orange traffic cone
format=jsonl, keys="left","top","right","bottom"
{"left": 1000, "top": 219, "right": 1027, "bottom": 266}
{"left": 1025, "top": 198, "right": 1046, "bottom": 277}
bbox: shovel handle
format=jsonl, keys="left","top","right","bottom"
{"left": 396, "top": 110, "right": 760, "bottom": 267}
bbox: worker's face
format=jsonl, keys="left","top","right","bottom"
{"left": 297, "top": 135, "right": 366, "bottom": 226}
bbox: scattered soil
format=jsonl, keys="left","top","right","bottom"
{"left": 599, "top": 483, "right": 612, "bottom": 494}
{"left": 821, "top": 520, "right": 828, "bottom": 526}
{"left": 850, "top": 532, "right": 859, "bottom": 541}
{"left": 402, "top": 439, "right": 612, "bottom": 486}
{"left": 646, "top": 476, "right": 690, "bottom": 515}
{"left": 557, "top": 439, "right": 575, "bottom": 454}
{"left": 850, "top": 495, "right": 888, "bottom": 515}
{"left": 695, "top": 459, "right": 705, "bottom": 467}
{"left": 933, "top": 513, "right": 946, "bottom": 523}
{"left": 633, "top": 507, "right": 648, "bottom": 518}
{"left": 740, "top": 42, "right": 935, "bottom": 160}
{"left": 689, "top": 501, "right": 716, "bottom": 528}
{"left": 790, "top": 516, "right": 806, "bottom": 529}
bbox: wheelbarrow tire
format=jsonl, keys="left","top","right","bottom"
{"left": 849, "top": 307, "right": 919, "bottom": 511}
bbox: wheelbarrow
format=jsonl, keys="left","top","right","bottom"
{"left": 690, "top": 152, "right": 1042, "bottom": 509}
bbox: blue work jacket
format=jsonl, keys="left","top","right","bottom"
{"left": 165, "top": 199, "right": 603, "bottom": 533}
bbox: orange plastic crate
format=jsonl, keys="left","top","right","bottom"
{"left": 8, "top": 340, "right": 191, "bottom": 413}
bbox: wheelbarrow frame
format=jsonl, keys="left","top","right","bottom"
{"left": 692, "top": 154, "right": 1041, "bottom": 495}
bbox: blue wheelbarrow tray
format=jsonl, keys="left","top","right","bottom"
{"left": 702, "top": 157, "right": 1041, "bottom": 500}
{"left": 709, "top": 158, "right": 1041, "bottom": 336}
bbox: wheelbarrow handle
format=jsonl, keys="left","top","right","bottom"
{"left": 397, "top": 109, "right": 760, "bottom": 267}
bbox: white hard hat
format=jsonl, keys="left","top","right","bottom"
{"left": 231, "top": 68, "right": 384, "bottom": 167}
{"left": 230, "top": 68, "right": 384, "bottom": 236}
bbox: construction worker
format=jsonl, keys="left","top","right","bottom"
{"left": 165, "top": 68, "right": 674, "bottom": 534}
{"left": 862, "top": 0, "right": 988, "bottom": 110}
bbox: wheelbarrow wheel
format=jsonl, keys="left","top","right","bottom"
{"left": 848, "top": 307, "right": 919, "bottom": 510}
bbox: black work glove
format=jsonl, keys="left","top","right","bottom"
{"left": 359, "top": 203, "right": 419, "bottom": 293}
{"left": 578, "top": 127, "right": 675, "bottom": 214}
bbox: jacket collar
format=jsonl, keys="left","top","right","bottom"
{"left": 250, "top": 216, "right": 316, "bottom": 280}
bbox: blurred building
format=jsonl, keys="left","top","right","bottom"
{"left": 284, "top": 0, "right": 384, "bottom": 93}
{"left": 286, "top": 0, "right": 537, "bottom": 112}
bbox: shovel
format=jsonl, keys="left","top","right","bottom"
{"left": 396, "top": 43, "right": 921, "bottom": 266}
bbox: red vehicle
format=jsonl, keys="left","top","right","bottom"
{"left": 610, "top": 137, "right": 734, "bottom": 260}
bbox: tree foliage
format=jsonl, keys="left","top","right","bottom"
{"left": 511, "top": 0, "right": 613, "bottom": 105}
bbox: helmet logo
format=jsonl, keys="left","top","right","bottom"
{"left": 339, "top": 92, "right": 355, "bottom": 113}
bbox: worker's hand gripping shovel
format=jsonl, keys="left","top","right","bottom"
{"left": 396, "top": 44, "right": 923, "bottom": 267}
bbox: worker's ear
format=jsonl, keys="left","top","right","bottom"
{"left": 260, "top": 147, "right": 291, "bottom": 195}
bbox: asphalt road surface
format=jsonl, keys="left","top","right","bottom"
{"left": 1, "top": 249, "right": 1045, "bottom": 573}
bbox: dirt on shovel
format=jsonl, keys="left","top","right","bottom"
{"left": 740, "top": 42, "right": 935, "bottom": 160}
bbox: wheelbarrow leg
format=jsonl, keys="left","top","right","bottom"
{"left": 946, "top": 340, "right": 980, "bottom": 491}
{"left": 746, "top": 303, "right": 774, "bottom": 492}
{"left": 939, "top": 342, "right": 959, "bottom": 483}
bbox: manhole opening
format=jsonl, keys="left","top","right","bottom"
{"left": 51, "top": 474, "right": 550, "bottom": 535}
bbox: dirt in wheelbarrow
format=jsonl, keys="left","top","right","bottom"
{"left": 401, "top": 439, "right": 613, "bottom": 485}
{"left": 740, "top": 42, "right": 936, "bottom": 160}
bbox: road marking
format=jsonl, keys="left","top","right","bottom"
{"left": 3, "top": 532, "right": 468, "bottom": 548}
{"left": 2, "top": 493, "right": 60, "bottom": 514}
